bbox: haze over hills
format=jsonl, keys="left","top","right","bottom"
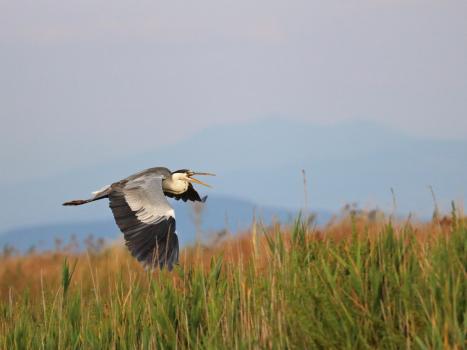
{"left": 1, "top": 119, "right": 465, "bottom": 249}
{"left": 0, "top": 195, "right": 325, "bottom": 252}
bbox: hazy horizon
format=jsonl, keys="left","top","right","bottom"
{"left": 1, "top": 1, "right": 466, "bottom": 233}
{"left": 0, "top": 118, "right": 465, "bottom": 235}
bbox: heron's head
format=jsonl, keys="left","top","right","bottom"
{"left": 170, "top": 169, "right": 215, "bottom": 188}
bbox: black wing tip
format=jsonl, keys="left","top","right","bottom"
{"left": 201, "top": 195, "right": 208, "bottom": 203}
{"left": 120, "top": 215, "right": 179, "bottom": 271}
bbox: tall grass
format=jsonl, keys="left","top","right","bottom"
{"left": 0, "top": 214, "right": 465, "bottom": 349}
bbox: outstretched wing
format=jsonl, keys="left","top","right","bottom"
{"left": 164, "top": 183, "right": 207, "bottom": 202}
{"left": 109, "top": 174, "right": 179, "bottom": 270}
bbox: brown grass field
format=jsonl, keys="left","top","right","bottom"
{"left": 0, "top": 210, "right": 465, "bottom": 349}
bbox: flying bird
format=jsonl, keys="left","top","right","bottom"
{"left": 63, "top": 167, "right": 214, "bottom": 270}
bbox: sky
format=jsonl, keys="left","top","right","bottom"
{"left": 1, "top": 0, "right": 466, "bottom": 186}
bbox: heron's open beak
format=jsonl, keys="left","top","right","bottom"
{"left": 187, "top": 171, "right": 215, "bottom": 188}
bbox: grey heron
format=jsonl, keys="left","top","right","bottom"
{"left": 63, "top": 167, "right": 215, "bottom": 270}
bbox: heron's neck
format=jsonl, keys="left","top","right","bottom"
{"left": 163, "top": 176, "right": 189, "bottom": 194}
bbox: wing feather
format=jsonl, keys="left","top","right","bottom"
{"left": 109, "top": 174, "right": 179, "bottom": 270}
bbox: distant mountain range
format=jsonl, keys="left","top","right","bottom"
{"left": 0, "top": 195, "right": 331, "bottom": 252}
{"left": 1, "top": 119, "right": 465, "bottom": 250}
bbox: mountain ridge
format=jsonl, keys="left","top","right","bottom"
{"left": 0, "top": 195, "right": 332, "bottom": 252}
{"left": 1, "top": 119, "right": 465, "bottom": 234}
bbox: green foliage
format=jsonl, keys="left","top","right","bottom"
{"left": 0, "top": 221, "right": 465, "bottom": 349}
{"left": 61, "top": 258, "right": 78, "bottom": 298}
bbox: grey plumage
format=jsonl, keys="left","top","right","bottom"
{"left": 63, "top": 166, "right": 213, "bottom": 270}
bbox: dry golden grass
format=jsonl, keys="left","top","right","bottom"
{"left": 0, "top": 213, "right": 464, "bottom": 349}
{"left": 0, "top": 214, "right": 458, "bottom": 302}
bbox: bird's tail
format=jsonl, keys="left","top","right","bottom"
{"left": 62, "top": 199, "right": 96, "bottom": 206}
{"left": 63, "top": 185, "right": 111, "bottom": 206}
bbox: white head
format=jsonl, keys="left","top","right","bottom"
{"left": 162, "top": 170, "right": 215, "bottom": 194}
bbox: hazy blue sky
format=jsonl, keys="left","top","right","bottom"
{"left": 1, "top": 0, "right": 466, "bottom": 185}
